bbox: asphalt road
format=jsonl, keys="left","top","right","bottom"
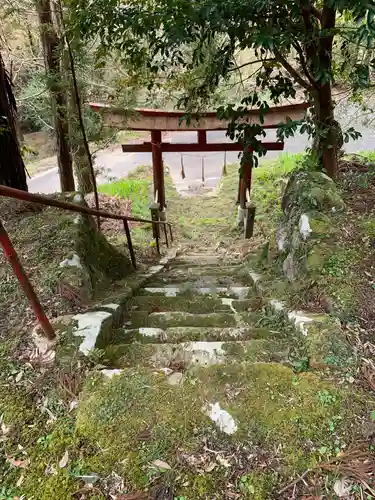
{"left": 28, "top": 102, "right": 375, "bottom": 195}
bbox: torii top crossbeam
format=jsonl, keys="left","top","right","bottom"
{"left": 90, "top": 102, "right": 309, "bottom": 131}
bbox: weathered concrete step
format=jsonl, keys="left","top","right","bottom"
{"left": 139, "top": 285, "right": 252, "bottom": 299}
{"left": 129, "top": 295, "right": 262, "bottom": 314}
{"left": 127, "top": 311, "right": 257, "bottom": 329}
{"left": 110, "top": 326, "right": 274, "bottom": 345}
{"left": 105, "top": 339, "right": 290, "bottom": 369}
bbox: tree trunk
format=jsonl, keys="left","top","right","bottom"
{"left": 316, "top": 3, "right": 338, "bottom": 178}
{"left": 0, "top": 53, "right": 28, "bottom": 190}
{"left": 36, "top": 0, "right": 75, "bottom": 192}
{"left": 71, "top": 141, "right": 94, "bottom": 193}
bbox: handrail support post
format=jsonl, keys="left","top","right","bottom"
{"left": 0, "top": 219, "right": 55, "bottom": 340}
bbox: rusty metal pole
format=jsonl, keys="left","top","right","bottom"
{"left": 0, "top": 219, "right": 55, "bottom": 340}
{"left": 151, "top": 130, "right": 165, "bottom": 208}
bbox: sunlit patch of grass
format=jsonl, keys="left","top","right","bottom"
{"left": 256, "top": 152, "right": 306, "bottom": 182}
{"left": 351, "top": 150, "right": 375, "bottom": 163}
{"left": 99, "top": 177, "right": 150, "bottom": 219}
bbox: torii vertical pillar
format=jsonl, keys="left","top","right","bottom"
{"left": 151, "top": 130, "right": 165, "bottom": 208}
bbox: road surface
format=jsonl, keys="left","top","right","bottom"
{"left": 28, "top": 102, "right": 375, "bottom": 195}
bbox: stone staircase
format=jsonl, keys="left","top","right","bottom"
{"left": 104, "top": 252, "right": 290, "bottom": 372}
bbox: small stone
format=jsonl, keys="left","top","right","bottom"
{"left": 168, "top": 372, "right": 183, "bottom": 386}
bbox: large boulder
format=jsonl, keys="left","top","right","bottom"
{"left": 278, "top": 171, "right": 344, "bottom": 281}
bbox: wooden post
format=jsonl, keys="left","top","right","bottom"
{"left": 244, "top": 204, "right": 256, "bottom": 239}
{"left": 239, "top": 153, "right": 253, "bottom": 209}
{"left": 151, "top": 130, "right": 165, "bottom": 208}
{"left": 150, "top": 201, "right": 160, "bottom": 240}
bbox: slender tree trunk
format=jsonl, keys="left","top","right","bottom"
{"left": 316, "top": 3, "right": 338, "bottom": 178}
{"left": 36, "top": 0, "right": 75, "bottom": 192}
{"left": 64, "top": 51, "right": 94, "bottom": 193}
{"left": 71, "top": 140, "right": 94, "bottom": 193}
{"left": 0, "top": 53, "right": 28, "bottom": 190}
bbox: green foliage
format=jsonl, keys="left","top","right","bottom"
{"left": 72, "top": 0, "right": 374, "bottom": 170}
{"left": 18, "top": 71, "right": 52, "bottom": 132}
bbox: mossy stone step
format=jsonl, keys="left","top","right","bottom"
{"left": 110, "top": 325, "right": 274, "bottom": 345}
{"left": 104, "top": 338, "right": 291, "bottom": 369}
{"left": 148, "top": 274, "right": 250, "bottom": 288}
{"left": 139, "top": 285, "right": 252, "bottom": 299}
{"left": 128, "top": 311, "right": 257, "bottom": 329}
{"left": 163, "top": 266, "right": 249, "bottom": 278}
{"left": 129, "top": 295, "right": 262, "bottom": 314}
{"left": 171, "top": 255, "right": 230, "bottom": 265}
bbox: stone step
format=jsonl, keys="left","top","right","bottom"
{"left": 128, "top": 295, "right": 262, "bottom": 314}
{"left": 172, "top": 254, "right": 228, "bottom": 265}
{"left": 147, "top": 274, "right": 250, "bottom": 288}
{"left": 110, "top": 325, "right": 274, "bottom": 345}
{"left": 154, "top": 266, "right": 248, "bottom": 280}
{"left": 127, "top": 311, "right": 257, "bottom": 329}
{"left": 164, "top": 261, "right": 243, "bottom": 270}
{"left": 139, "top": 285, "right": 253, "bottom": 299}
{"left": 104, "top": 338, "right": 290, "bottom": 369}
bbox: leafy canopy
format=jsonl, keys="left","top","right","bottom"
{"left": 72, "top": 0, "right": 375, "bottom": 162}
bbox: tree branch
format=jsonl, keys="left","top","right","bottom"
{"left": 227, "top": 59, "right": 276, "bottom": 73}
{"left": 309, "top": 5, "right": 322, "bottom": 22}
{"left": 274, "top": 50, "right": 311, "bottom": 90}
{"left": 292, "top": 41, "right": 318, "bottom": 88}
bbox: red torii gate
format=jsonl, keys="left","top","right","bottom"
{"left": 90, "top": 103, "right": 309, "bottom": 226}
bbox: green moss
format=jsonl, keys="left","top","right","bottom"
{"left": 76, "top": 363, "right": 371, "bottom": 497}
{"left": 129, "top": 296, "right": 231, "bottom": 313}
{"left": 304, "top": 322, "right": 354, "bottom": 367}
{"left": 308, "top": 214, "right": 337, "bottom": 238}
{"left": 130, "top": 311, "right": 241, "bottom": 329}
{"left": 282, "top": 171, "right": 345, "bottom": 214}
{"left": 236, "top": 471, "right": 276, "bottom": 499}
{"left": 223, "top": 339, "right": 290, "bottom": 363}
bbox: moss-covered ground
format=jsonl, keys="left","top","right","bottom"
{"left": 2, "top": 153, "right": 375, "bottom": 499}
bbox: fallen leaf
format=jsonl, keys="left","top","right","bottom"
{"left": 69, "top": 400, "right": 78, "bottom": 411}
{"left": 58, "top": 450, "right": 69, "bottom": 468}
{"left": 216, "top": 455, "right": 231, "bottom": 468}
{"left": 76, "top": 473, "right": 100, "bottom": 484}
{"left": 204, "top": 462, "right": 216, "bottom": 472}
{"left": 1, "top": 422, "right": 10, "bottom": 435}
{"left": 7, "top": 457, "right": 29, "bottom": 469}
{"left": 16, "top": 474, "right": 24, "bottom": 487}
{"left": 333, "top": 478, "right": 352, "bottom": 497}
{"left": 151, "top": 459, "right": 171, "bottom": 470}
{"left": 15, "top": 371, "right": 23, "bottom": 383}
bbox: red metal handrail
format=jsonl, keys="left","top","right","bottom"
{"left": 0, "top": 185, "right": 173, "bottom": 340}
